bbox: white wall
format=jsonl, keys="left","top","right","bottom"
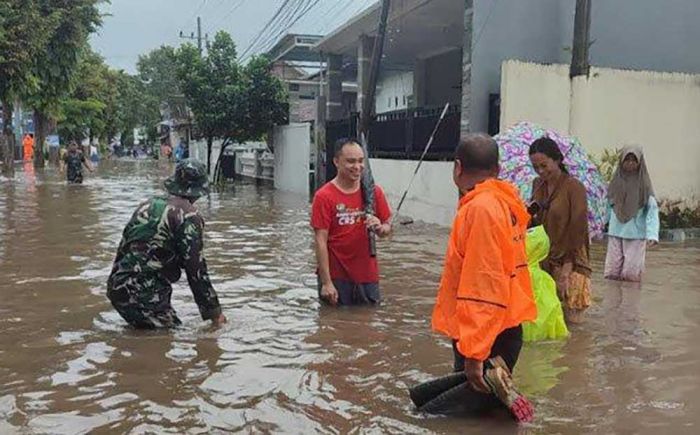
{"left": 273, "top": 123, "right": 312, "bottom": 198}
{"left": 501, "top": 60, "right": 700, "bottom": 202}
{"left": 375, "top": 71, "right": 414, "bottom": 114}
{"left": 500, "top": 61, "right": 571, "bottom": 133}
{"left": 370, "top": 158, "right": 457, "bottom": 227}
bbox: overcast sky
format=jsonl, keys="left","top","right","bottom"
{"left": 90, "top": 0, "right": 377, "bottom": 73}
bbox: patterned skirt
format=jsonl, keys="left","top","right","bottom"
{"left": 548, "top": 262, "right": 592, "bottom": 311}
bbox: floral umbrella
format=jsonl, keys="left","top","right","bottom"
{"left": 494, "top": 122, "right": 608, "bottom": 238}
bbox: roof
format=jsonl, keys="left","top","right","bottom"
{"left": 313, "top": 0, "right": 464, "bottom": 67}
{"left": 266, "top": 33, "right": 325, "bottom": 63}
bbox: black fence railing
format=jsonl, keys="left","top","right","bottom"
{"left": 324, "top": 105, "right": 460, "bottom": 182}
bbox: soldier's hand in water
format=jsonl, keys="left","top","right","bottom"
{"left": 465, "top": 358, "right": 490, "bottom": 394}
{"left": 320, "top": 282, "right": 339, "bottom": 305}
{"left": 211, "top": 313, "right": 227, "bottom": 327}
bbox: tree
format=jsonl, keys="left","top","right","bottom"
{"left": 136, "top": 45, "right": 181, "bottom": 144}
{"left": 0, "top": 0, "right": 52, "bottom": 176}
{"left": 26, "top": 0, "right": 102, "bottom": 167}
{"left": 56, "top": 47, "right": 153, "bottom": 151}
{"left": 175, "top": 31, "right": 287, "bottom": 173}
{"left": 56, "top": 48, "right": 110, "bottom": 144}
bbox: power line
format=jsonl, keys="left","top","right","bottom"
{"left": 250, "top": 0, "right": 324, "bottom": 59}
{"left": 205, "top": 0, "right": 245, "bottom": 35}
{"left": 253, "top": 0, "right": 308, "bottom": 53}
{"left": 239, "top": 0, "right": 295, "bottom": 59}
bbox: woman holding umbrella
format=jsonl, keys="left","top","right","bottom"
{"left": 528, "top": 137, "right": 592, "bottom": 324}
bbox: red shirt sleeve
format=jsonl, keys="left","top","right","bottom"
{"left": 311, "top": 190, "right": 332, "bottom": 230}
{"left": 374, "top": 185, "right": 392, "bottom": 223}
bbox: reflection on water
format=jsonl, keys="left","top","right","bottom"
{"left": 1, "top": 160, "right": 699, "bottom": 434}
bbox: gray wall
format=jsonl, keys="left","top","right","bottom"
{"left": 470, "top": 0, "right": 566, "bottom": 133}
{"left": 560, "top": 0, "right": 700, "bottom": 74}
{"left": 425, "top": 49, "right": 463, "bottom": 108}
{"left": 469, "top": 0, "right": 700, "bottom": 133}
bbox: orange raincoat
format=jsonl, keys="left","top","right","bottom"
{"left": 432, "top": 179, "right": 537, "bottom": 361}
{"left": 22, "top": 134, "right": 34, "bottom": 161}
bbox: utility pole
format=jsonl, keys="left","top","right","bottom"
{"left": 358, "top": 0, "right": 391, "bottom": 138}
{"left": 570, "top": 0, "right": 592, "bottom": 78}
{"left": 179, "top": 16, "right": 208, "bottom": 54}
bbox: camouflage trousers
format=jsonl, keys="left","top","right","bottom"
{"left": 107, "top": 273, "right": 182, "bottom": 329}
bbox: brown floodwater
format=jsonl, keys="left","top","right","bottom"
{"left": 1, "top": 160, "right": 699, "bottom": 434}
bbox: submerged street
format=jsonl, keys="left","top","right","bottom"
{"left": 1, "top": 160, "right": 699, "bottom": 434}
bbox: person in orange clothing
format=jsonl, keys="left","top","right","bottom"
{"left": 22, "top": 133, "right": 34, "bottom": 161}
{"left": 432, "top": 134, "right": 537, "bottom": 396}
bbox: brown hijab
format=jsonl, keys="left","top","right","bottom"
{"left": 607, "top": 146, "right": 654, "bottom": 223}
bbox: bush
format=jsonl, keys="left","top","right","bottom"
{"left": 658, "top": 199, "right": 700, "bottom": 229}
{"left": 589, "top": 148, "right": 620, "bottom": 184}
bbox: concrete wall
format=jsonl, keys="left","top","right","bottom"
{"left": 470, "top": 0, "right": 566, "bottom": 133}
{"left": 424, "top": 49, "right": 462, "bottom": 108}
{"left": 500, "top": 60, "right": 700, "bottom": 202}
{"left": 375, "top": 71, "right": 414, "bottom": 114}
{"left": 558, "top": 0, "right": 700, "bottom": 75}
{"left": 469, "top": 0, "right": 700, "bottom": 134}
{"left": 273, "top": 123, "right": 312, "bottom": 198}
{"left": 500, "top": 61, "right": 571, "bottom": 133}
{"left": 370, "top": 158, "right": 457, "bottom": 227}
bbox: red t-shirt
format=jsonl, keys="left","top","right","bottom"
{"left": 311, "top": 181, "right": 392, "bottom": 283}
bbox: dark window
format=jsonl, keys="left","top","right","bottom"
{"left": 289, "top": 83, "right": 300, "bottom": 92}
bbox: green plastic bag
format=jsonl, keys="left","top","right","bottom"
{"left": 522, "top": 226, "right": 569, "bottom": 342}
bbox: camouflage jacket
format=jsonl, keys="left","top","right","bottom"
{"left": 63, "top": 150, "right": 86, "bottom": 182}
{"left": 108, "top": 195, "right": 221, "bottom": 320}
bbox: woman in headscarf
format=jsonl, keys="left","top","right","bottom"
{"left": 604, "top": 146, "right": 659, "bottom": 282}
{"left": 528, "top": 137, "right": 591, "bottom": 324}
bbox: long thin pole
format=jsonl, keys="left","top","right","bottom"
{"left": 570, "top": 0, "right": 592, "bottom": 78}
{"left": 393, "top": 102, "right": 450, "bottom": 220}
{"left": 358, "top": 0, "right": 391, "bottom": 138}
{"left": 197, "top": 16, "right": 203, "bottom": 54}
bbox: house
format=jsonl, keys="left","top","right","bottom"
{"left": 158, "top": 97, "right": 192, "bottom": 158}
{"left": 311, "top": 0, "right": 700, "bottom": 225}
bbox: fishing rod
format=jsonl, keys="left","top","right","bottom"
{"left": 359, "top": 132, "right": 377, "bottom": 257}
{"left": 393, "top": 102, "right": 450, "bottom": 225}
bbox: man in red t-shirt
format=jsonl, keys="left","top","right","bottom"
{"left": 311, "top": 138, "right": 392, "bottom": 305}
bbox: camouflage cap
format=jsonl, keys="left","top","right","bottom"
{"left": 164, "top": 158, "right": 209, "bottom": 199}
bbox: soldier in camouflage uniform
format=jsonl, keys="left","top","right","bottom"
{"left": 107, "top": 159, "right": 227, "bottom": 328}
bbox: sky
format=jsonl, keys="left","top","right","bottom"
{"left": 90, "top": 0, "right": 378, "bottom": 73}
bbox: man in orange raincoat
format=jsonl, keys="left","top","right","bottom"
{"left": 432, "top": 133, "right": 536, "bottom": 393}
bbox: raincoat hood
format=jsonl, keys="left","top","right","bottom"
{"left": 461, "top": 179, "right": 530, "bottom": 230}
{"left": 526, "top": 225, "right": 550, "bottom": 265}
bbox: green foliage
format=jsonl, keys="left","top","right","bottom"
{"left": 56, "top": 48, "right": 109, "bottom": 142}
{"left": 659, "top": 200, "right": 700, "bottom": 230}
{"left": 27, "top": 0, "right": 103, "bottom": 114}
{"left": 54, "top": 45, "right": 159, "bottom": 147}
{"left": 137, "top": 45, "right": 181, "bottom": 106}
{"left": 174, "top": 31, "right": 288, "bottom": 144}
{"left": 0, "top": 0, "right": 57, "bottom": 174}
{"left": 0, "top": 0, "right": 51, "bottom": 101}
{"left": 589, "top": 147, "right": 620, "bottom": 183}
{"left": 136, "top": 45, "right": 181, "bottom": 143}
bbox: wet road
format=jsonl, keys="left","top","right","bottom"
{"left": 1, "top": 160, "right": 699, "bottom": 434}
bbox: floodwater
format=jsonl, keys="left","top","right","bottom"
{"left": 1, "top": 160, "right": 699, "bottom": 434}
